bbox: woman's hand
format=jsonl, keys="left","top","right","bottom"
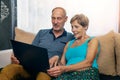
{"left": 11, "top": 53, "right": 20, "bottom": 64}
{"left": 47, "top": 66, "right": 65, "bottom": 77}
{"left": 49, "top": 55, "right": 59, "bottom": 68}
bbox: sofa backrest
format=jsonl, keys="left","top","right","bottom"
{"left": 15, "top": 27, "right": 36, "bottom": 44}
{"left": 96, "top": 31, "right": 116, "bottom": 76}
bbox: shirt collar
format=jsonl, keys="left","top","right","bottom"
{"left": 49, "top": 28, "right": 67, "bottom": 37}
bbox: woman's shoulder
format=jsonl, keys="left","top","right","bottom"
{"left": 88, "top": 37, "right": 99, "bottom": 48}
{"left": 88, "top": 36, "right": 98, "bottom": 42}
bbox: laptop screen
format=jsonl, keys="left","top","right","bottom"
{"left": 11, "top": 40, "right": 50, "bottom": 75}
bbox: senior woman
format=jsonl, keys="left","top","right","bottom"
{"left": 48, "top": 14, "right": 100, "bottom": 80}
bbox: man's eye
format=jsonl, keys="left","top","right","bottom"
{"left": 57, "top": 17, "right": 62, "bottom": 20}
{"left": 52, "top": 17, "right": 55, "bottom": 20}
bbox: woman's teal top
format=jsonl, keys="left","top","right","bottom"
{"left": 65, "top": 37, "right": 100, "bottom": 69}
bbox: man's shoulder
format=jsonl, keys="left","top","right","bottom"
{"left": 38, "top": 29, "right": 51, "bottom": 34}
{"left": 35, "top": 29, "right": 51, "bottom": 37}
{"left": 64, "top": 31, "right": 74, "bottom": 40}
{"left": 39, "top": 29, "right": 51, "bottom": 32}
{"left": 66, "top": 31, "right": 73, "bottom": 35}
{"left": 66, "top": 31, "right": 74, "bottom": 37}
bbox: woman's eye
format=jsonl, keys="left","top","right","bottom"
{"left": 75, "top": 26, "right": 79, "bottom": 28}
{"left": 71, "top": 26, "right": 73, "bottom": 28}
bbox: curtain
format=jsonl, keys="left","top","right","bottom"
{"left": 17, "top": 0, "right": 119, "bottom": 35}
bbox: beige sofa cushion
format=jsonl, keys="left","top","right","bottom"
{"left": 114, "top": 32, "right": 120, "bottom": 76}
{"left": 15, "top": 27, "right": 35, "bottom": 44}
{"left": 96, "top": 31, "right": 116, "bottom": 76}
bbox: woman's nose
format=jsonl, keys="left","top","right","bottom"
{"left": 72, "top": 27, "right": 76, "bottom": 32}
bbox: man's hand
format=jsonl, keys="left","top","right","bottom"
{"left": 11, "top": 53, "right": 20, "bottom": 64}
{"left": 49, "top": 55, "right": 59, "bottom": 68}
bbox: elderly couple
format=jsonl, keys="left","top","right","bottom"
{"left": 0, "top": 7, "right": 100, "bottom": 80}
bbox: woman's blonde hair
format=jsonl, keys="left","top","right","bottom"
{"left": 70, "top": 14, "right": 89, "bottom": 29}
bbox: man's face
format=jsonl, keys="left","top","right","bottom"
{"left": 51, "top": 9, "right": 67, "bottom": 31}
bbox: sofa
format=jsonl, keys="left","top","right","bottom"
{"left": 0, "top": 27, "right": 120, "bottom": 80}
{"left": 96, "top": 31, "right": 120, "bottom": 80}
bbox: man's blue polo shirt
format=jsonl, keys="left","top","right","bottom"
{"left": 32, "top": 29, "right": 74, "bottom": 59}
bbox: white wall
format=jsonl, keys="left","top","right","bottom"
{"left": 17, "top": 0, "right": 119, "bottom": 36}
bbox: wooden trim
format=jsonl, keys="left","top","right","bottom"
{"left": 119, "top": 0, "right": 120, "bottom": 32}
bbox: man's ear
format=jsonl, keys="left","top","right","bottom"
{"left": 65, "top": 16, "right": 68, "bottom": 22}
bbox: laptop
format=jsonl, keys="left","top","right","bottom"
{"left": 10, "top": 40, "right": 50, "bottom": 76}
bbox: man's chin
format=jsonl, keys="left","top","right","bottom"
{"left": 53, "top": 28, "right": 61, "bottom": 31}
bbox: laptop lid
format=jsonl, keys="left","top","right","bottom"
{"left": 10, "top": 40, "right": 50, "bottom": 75}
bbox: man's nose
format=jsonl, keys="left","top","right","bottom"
{"left": 54, "top": 19, "right": 58, "bottom": 23}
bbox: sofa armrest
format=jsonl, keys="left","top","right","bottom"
{"left": 0, "top": 49, "right": 13, "bottom": 68}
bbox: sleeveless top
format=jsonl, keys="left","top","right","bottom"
{"left": 65, "top": 37, "right": 100, "bottom": 69}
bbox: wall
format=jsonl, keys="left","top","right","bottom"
{"left": 17, "top": 0, "right": 119, "bottom": 36}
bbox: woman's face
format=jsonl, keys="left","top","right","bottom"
{"left": 71, "top": 20, "right": 86, "bottom": 39}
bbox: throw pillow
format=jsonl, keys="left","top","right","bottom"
{"left": 15, "top": 27, "right": 35, "bottom": 44}
{"left": 114, "top": 32, "right": 120, "bottom": 76}
{"left": 96, "top": 31, "right": 116, "bottom": 76}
